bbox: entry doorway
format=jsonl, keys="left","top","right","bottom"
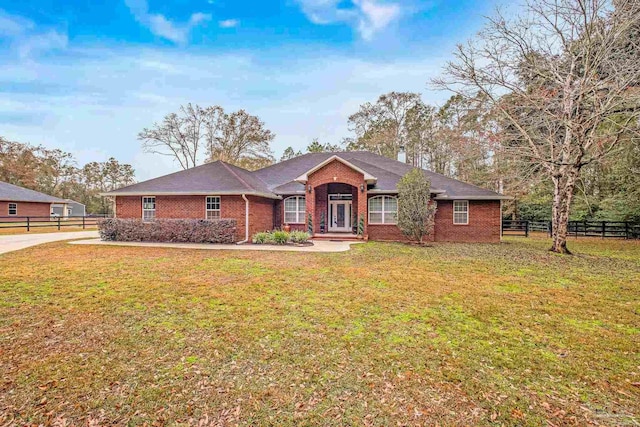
{"left": 328, "top": 194, "right": 352, "bottom": 232}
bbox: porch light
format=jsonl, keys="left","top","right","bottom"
{"left": 308, "top": 184, "right": 312, "bottom": 193}
{"left": 360, "top": 184, "right": 365, "bottom": 192}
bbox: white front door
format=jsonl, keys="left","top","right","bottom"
{"left": 328, "top": 200, "right": 351, "bottom": 232}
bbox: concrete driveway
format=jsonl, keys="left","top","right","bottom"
{"left": 0, "top": 231, "right": 99, "bottom": 255}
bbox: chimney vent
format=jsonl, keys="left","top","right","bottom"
{"left": 397, "top": 145, "right": 407, "bottom": 163}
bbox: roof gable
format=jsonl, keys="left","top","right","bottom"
{"left": 294, "top": 155, "right": 377, "bottom": 184}
{"left": 103, "top": 160, "right": 277, "bottom": 198}
{"left": 0, "top": 181, "right": 67, "bottom": 204}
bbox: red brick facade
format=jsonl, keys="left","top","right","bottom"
{"left": 115, "top": 195, "right": 275, "bottom": 242}
{"left": 305, "top": 159, "right": 368, "bottom": 235}
{"left": 114, "top": 168, "right": 501, "bottom": 244}
{"left": 366, "top": 199, "right": 501, "bottom": 243}
{"left": 1, "top": 201, "right": 51, "bottom": 221}
{"left": 434, "top": 200, "right": 501, "bottom": 243}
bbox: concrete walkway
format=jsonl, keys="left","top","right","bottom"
{"left": 69, "top": 238, "right": 362, "bottom": 253}
{"left": 0, "top": 230, "right": 100, "bottom": 255}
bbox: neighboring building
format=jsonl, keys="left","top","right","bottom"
{"left": 51, "top": 200, "right": 86, "bottom": 217}
{"left": 0, "top": 181, "right": 69, "bottom": 221}
{"left": 103, "top": 151, "right": 508, "bottom": 243}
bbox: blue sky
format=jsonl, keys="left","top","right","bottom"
{"left": 0, "top": 0, "right": 503, "bottom": 180}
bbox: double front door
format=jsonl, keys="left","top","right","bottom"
{"left": 328, "top": 199, "right": 352, "bottom": 232}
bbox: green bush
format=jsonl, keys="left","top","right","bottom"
{"left": 252, "top": 232, "right": 271, "bottom": 244}
{"left": 251, "top": 230, "right": 310, "bottom": 245}
{"left": 289, "top": 231, "right": 310, "bottom": 244}
{"left": 272, "top": 230, "right": 289, "bottom": 245}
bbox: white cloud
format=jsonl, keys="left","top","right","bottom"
{"left": 0, "top": 45, "right": 451, "bottom": 180}
{"left": 125, "top": 0, "right": 211, "bottom": 44}
{"left": 0, "top": 10, "right": 34, "bottom": 36}
{"left": 295, "top": 0, "right": 401, "bottom": 40}
{"left": 17, "top": 29, "right": 68, "bottom": 59}
{"left": 0, "top": 10, "right": 67, "bottom": 59}
{"left": 218, "top": 19, "right": 239, "bottom": 28}
{"left": 355, "top": 0, "right": 400, "bottom": 40}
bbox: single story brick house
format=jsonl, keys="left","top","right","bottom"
{"left": 104, "top": 151, "right": 508, "bottom": 242}
{"left": 0, "top": 180, "right": 70, "bottom": 221}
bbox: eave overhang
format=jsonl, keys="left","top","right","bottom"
{"left": 100, "top": 191, "right": 282, "bottom": 200}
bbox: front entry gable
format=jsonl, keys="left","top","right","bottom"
{"left": 294, "top": 155, "right": 376, "bottom": 185}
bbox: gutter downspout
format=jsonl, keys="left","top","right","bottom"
{"left": 237, "top": 194, "right": 250, "bottom": 244}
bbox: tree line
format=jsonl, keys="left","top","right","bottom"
{"left": 0, "top": 137, "right": 135, "bottom": 215}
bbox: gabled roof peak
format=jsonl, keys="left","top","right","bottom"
{"left": 293, "top": 155, "right": 377, "bottom": 184}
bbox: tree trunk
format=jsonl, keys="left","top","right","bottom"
{"left": 550, "top": 169, "right": 578, "bottom": 254}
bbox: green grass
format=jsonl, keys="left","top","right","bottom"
{"left": 0, "top": 237, "right": 638, "bottom": 426}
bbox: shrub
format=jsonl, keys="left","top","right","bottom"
{"left": 271, "top": 230, "right": 290, "bottom": 245}
{"left": 252, "top": 232, "right": 271, "bottom": 244}
{"left": 251, "top": 230, "right": 311, "bottom": 245}
{"left": 289, "top": 230, "right": 310, "bottom": 244}
{"left": 397, "top": 168, "right": 437, "bottom": 243}
{"left": 98, "top": 218, "right": 237, "bottom": 244}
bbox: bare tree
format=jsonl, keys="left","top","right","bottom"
{"left": 138, "top": 105, "right": 276, "bottom": 171}
{"left": 347, "top": 92, "right": 423, "bottom": 162}
{"left": 138, "top": 103, "right": 208, "bottom": 170}
{"left": 206, "top": 109, "right": 275, "bottom": 170}
{"left": 433, "top": 0, "right": 640, "bottom": 253}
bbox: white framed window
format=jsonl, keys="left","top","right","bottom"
{"left": 8, "top": 203, "right": 17, "bottom": 216}
{"left": 142, "top": 196, "right": 156, "bottom": 221}
{"left": 368, "top": 195, "right": 397, "bottom": 224}
{"left": 206, "top": 196, "right": 221, "bottom": 220}
{"left": 453, "top": 200, "right": 469, "bottom": 225}
{"left": 284, "top": 196, "right": 305, "bottom": 224}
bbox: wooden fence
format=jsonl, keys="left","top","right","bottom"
{"left": 0, "top": 215, "right": 109, "bottom": 232}
{"left": 502, "top": 220, "right": 640, "bottom": 239}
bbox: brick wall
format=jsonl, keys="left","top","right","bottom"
{"left": 247, "top": 196, "right": 275, "bottom": 236}
{"left": 115, "top": 196, "right": 142, "bottom": 219}
{"left": 1, "top": 201, "right": 51, "bottom": 221}
{"left": 115, "top": 195, "right": 275, "bottom": 242}
{"left": 366, "top": 198, "right": 501, "bottom": 243}
{"left": 434, "top": 200, "right": 501, "bottom": 243}
{"left": 306, "top": 159, "right": 367, "bottom": 235}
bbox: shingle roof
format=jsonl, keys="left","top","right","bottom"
{"left": 105, "top": 152, "right": 507, "bottom": 200}
{"left": 254, "top": 151, "right": 507, "bottom": 199}
{"left": 0, "top": 181, "right": 67, "bottom": 203}
{"left": 103, "top": 160, "right": 277, "bottom": 198}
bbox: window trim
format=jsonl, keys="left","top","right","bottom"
{"left": 453, "top": 200, "right": 469, "bottom": 225}
{"left": 8, "top": 203, "right": 17, "bottom": 216}
{"left": 142, "top": 196, "right": 156, "bottom": 221}
{"left": 283, "top": 196, "right": 306, "bottom": 224}
{"left": 368, "top": 195, "right": 398, "bottom": 225}
{"left": 205, "top": 195, "right": 221, "bottom": 220}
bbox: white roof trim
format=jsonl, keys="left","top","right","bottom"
{"left": 434, "top": 194, "right": 511, "bottom": 200}
{"left": 294, "top": 155, "right": 377, "bottom": 184}
{"left": 367, "top": 188, "right": 446, "bottom": 194}
{"left": 100, "top": 191, "right": 282, "bottom": 200}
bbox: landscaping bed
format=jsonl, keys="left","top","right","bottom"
{"left": 252, "top": 230, "right": 313, "bottom": 246}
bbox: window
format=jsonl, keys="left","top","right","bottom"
{"left": 284, "top": 196, "right": 305, "bottom": 224}
{"left": 368, "top": 196, "right": 397, "bottom": 224}
{"left": 206, "top": 196, "right": 221, "bottom": 220}
{"left": 453, "top": 200, "right": 469, "bottom": 225}
{"left": 142, "top": 196, "right": 156, "bottom": 221}
{"left": 8, "top": 203, "right": 17, "bottom": 216}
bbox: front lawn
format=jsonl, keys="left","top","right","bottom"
{"left": 0, "top": 238, "right": 638, "bottom": 426}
